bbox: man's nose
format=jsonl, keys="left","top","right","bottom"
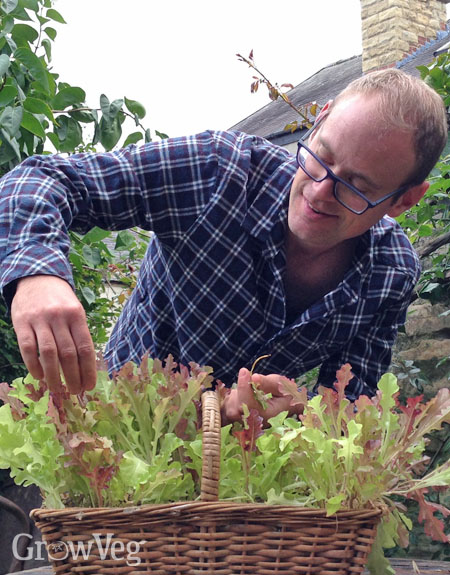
{"left": 311, "top": 174, "right": 335, "bottom": 200}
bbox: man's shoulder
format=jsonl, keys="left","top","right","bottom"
{"left": 201, "top": 130, "right": 296, "bottom": 189}
{"left": 202, "top": 130, "right": 292, "bottom": 161}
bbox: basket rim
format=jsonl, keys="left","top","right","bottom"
{"left": 31, "top": 502, "right": 384, "bottom": 522}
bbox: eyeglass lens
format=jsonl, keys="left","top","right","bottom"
{"left": 299, "top": 147, "right": 368, "bottom": 213}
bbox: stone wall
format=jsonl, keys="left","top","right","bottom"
{"left": 391, "top": 299, "right": 450, "bottom": 398}
{"left": 361, "top": 0, "right": 447, "bottom": 73}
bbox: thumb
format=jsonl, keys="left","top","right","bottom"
{"left": 236, "top": 367, "right": 259, "bottom": 410}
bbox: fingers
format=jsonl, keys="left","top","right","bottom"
{"left": 32, "top": 327, "right": 61, "bottom": 391}
{"left": 236, "top": 368, "right": 258, "bottom": 408}
{"left": 251, "top": 373, "right": 290, "bottom": 397}
{"left": 252, "top": 373, "right": 305, "bottom": 418}
{"left": 69, "top": 316, "right": 97, "bottom": 392}
{"left": 13, "top": 320, "right": 45, "bottom": 382}
{"left": 221, "top": 368, "right": 304, "bottom": 426}
{"left": 11, "top": 275, "right": 96, "bottom": 394}
{"left": 221, "top": 369, "right": 252, "bottom": 424}
{"left": 48, "top": 312, "right": 96, "bottom": 394}
{"left": 220, "top": 388, "right": 241, "bottom": 425}
{"left": 226, "top": 369, "right": 301, "bottom": 425}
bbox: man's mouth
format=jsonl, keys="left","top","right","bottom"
{"left": 308, "top": 201, "right": 331, "bottom": 216}
{"left": 309, "top": 202, "right": 323, "bottom": 214}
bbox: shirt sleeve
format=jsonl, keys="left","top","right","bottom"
{"left": 0, "top": 131, "right": 236, "bottom": 301}
{"left": 0, "top": 129, "right": 288, "bottom": 306}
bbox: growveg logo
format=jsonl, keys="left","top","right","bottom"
{"left": 13, "top": 533, "right": 145, "bottom": 566}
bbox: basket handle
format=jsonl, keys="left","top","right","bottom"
{"left": 200, "top": 390, "right": 221, "bottom": 501}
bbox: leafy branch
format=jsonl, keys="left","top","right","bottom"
{"left": 237, "top": 49, "right": 320, "bottom": 132}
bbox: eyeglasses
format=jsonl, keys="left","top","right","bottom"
{"left": 296, "top": 123, "right": 409, "bottom": 215}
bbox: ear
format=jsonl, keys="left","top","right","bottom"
{"left": 387, "top": 182, "right": 429, "bottom": 217}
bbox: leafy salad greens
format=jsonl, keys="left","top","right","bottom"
{"left": 0, "top": 357, "right": 448, "bottom": 574}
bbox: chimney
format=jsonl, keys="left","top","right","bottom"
{"left": 361, "top": 0, "right": 448, "bottom": 73}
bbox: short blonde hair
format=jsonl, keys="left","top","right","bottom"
{"left": 331, "top": 68, "right": 447, "bottom": 186}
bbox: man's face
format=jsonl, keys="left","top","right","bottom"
{"left": 288, "top": 94, "right": 418, "bottom": 254}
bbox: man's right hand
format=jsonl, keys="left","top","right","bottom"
{"left": 10, "top": 275, "right": 97, "bottom": 394}
{"left": 221, "top": 368, "right": 304, "bottom": 425}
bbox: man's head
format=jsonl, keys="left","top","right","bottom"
{"left": 288, "top": 68, "right": 447, "bottom": 255}
{"left": 329, "top": 68, "right": 447, "bottom": 187}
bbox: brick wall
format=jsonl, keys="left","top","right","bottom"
{"left": 361, "top": 0, "right": 447, "bottom": 72}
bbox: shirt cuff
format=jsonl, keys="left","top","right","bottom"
{"left": 0, "top": 245, "right": 74, "bottom": 309}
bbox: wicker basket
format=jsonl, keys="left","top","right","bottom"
{"left": 31, "top": 391, "right": 382, "bottom": 575}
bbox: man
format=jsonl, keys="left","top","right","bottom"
{"left": 0, "top": 69, "right": 447, "bottom": 419}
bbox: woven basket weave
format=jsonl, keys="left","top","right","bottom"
{"left": 31, "top": 390, "right": 382, "bottom": 575}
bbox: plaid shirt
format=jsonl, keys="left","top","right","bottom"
{"left": 0, "top": 130, "right": 420, "bottom": 397}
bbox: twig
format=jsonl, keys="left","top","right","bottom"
{"left": 236, "top": 51, "right": 319, "bottom": 127}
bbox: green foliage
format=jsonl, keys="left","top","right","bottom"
{"left": 0, "top": 0, "right": 159, "bottom": 375}
{"left": 396, "top": 157, "right": 450, "bottom": 303}
{"left": 0, "top": 356, "right": 214, "bottom": 508}
{"left": 69, "top": 227, "right": 151, "bottom": 346}
{"left": 0, "top": 0, "right": 155, "bottom": 174}
{"left": 0, "top": 298, "right": 23, "bottom": 380}
{"left": 397, "top": 53, "right": 450, "bottom": 304}
{"left": 418, "top": 52, "right": 450, "bottom": 105}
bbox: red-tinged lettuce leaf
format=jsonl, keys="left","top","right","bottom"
{"left": 46, "top": 394, "right": 68, "bottom": 432}
{"left": 313, "top": 364, "right": 355, "bottom": 437}
{"left": 175, "top": 417, "right": 189, "bottom": 440}
{"left": 233, "top": 408, "right": 264, "bottom": 452}
{"left": 354, "top": 393, "right": 376, "bottom": 414}
{"left": 154, "top": 355, "right": 189, "bottom": 398}
{"left": 48, "top": 388, "right": 71, "bottom": 426}
{"left": 315, "top": 363, "right": 353, "bottom": 418}
{"left": 0, "top": 382, "right": 25, "bottom": 420}
{"left": 410, "top": 387, "right": 450, "bottom": 440}
{"left": 299, "top": 395, "right": 323, "bottom": 429}
{"left": 188, "top": 361, "right": 215, "bottom": 387}
{"left": 353, "top": 396, "right": 384, "bottom": 450}
{"left": 410, "top": 488, "right": 450, "bottom": 543}
{"left": 276, "top": 376, "right": 308, "bottom": 409}
{"left": 215, "top": 379, "right": 231, "bottom": 406}
{"left": 3, "top": 373, "right": 47, "bottom": 406}
{"left": 193, "top": 397, "right": 203, "bottom": 431}
{"left": 334, "top": 363, "right": 353, "bottom": 401}
{"left": 24, "top": 382, "right": 46, "bottom": 402}
{"left": 61, "top": 431, "right": 122, "bottom": 506}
